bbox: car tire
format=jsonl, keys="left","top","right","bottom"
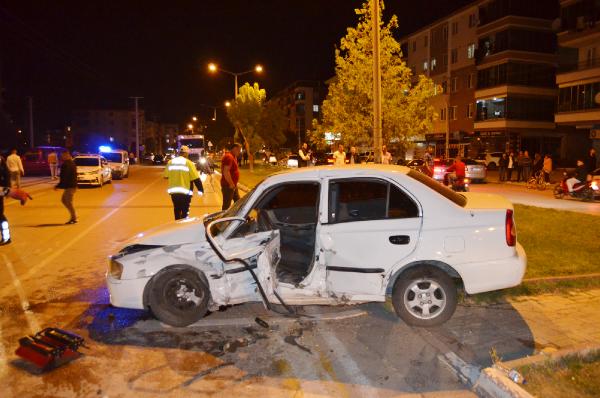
{"left": 392, "top": 266, "right": 457, "bottom": 327}
{"left": 148, "top": 266, "right": 210, "bottom": 327}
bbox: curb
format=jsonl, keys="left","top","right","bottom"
{"left": 472, "top": 344, "right": 600, "bottom": 398}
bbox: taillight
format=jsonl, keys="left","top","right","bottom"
{"left": 505, "top": 209, "right": 516, "bottom": 246}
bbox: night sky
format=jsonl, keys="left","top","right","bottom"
{"left": 0, "top": 0, "right": 472, "bottom": 139}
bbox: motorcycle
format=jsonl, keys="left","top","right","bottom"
{"left": 553, "top": 172, "right": 599, "bottom": 201}
{"left": 443, "top": 173, "right": 469, "bottom": 192}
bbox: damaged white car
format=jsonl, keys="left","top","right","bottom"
{"left": 106, "top": 166, "right": 526, "bottom": 327}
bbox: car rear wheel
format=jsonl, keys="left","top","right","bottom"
{"left": 392, "top": 266, "right": 457, "bottom": 327}
{"left": 148, "top": 267, "right": 209, "bottom": 327}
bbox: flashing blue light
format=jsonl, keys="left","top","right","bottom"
{"left": 99, "top": 145, "right": 112, "bottom": 153}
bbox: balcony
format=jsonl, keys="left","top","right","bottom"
{"left": 557, "top": 58, "right": 600, "bottom": 87}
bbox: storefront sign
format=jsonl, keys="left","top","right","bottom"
{"left": 591, "top": 129, "right": 600, "bottom": 139}
{"left": 478, "top": 131, "right": 504, "bottom": 137}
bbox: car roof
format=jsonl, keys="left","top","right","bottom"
{"left": 264, "top": 164, "right": 410, "bottom": 184}
{"left": 75, "top": 154, "right": 101, "bottom": 158}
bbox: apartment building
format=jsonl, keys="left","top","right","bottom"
{"left": 555, "top": 0, "right": 600, "bottom": 156}
{"left": 474, "top": 0, "right": 560, "bottom": 157}
{"left": 269, "top": 81, "right": 326, "bottom": 149}
{"left": 402, "top": 2, "right": 480, "bottom": 157}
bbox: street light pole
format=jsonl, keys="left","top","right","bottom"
{"left": 208, "top": 63, "right": 263, "bottom": 100}
{"left": 27, "top": 96, "right": 34, "bottom": 147}
{"left": 234, "top": 74, "right": 238, "bottom": 98}
{"left": 130, "top": 96, "right": 143, "bottom": 163}
{"left": 372, "top": 0, "right": 383, "bottom": 164}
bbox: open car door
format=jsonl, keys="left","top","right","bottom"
{"left": 205, "top": 217, "right": 281, "bottom": 307}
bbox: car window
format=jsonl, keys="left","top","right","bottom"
{"left": 407, "top": 170, "right": 467, "bottom": 207}
{"left": 463, "top": 159, "right": 478, "bottom": 165}
{"left": 234, "top": 182, "right": 320, "bottom": 236}
{"left": 328, "top": 179, "right": 419, "bottom": 223}
{"left": 74, "top": 157, "right": 100, "bottom": 166}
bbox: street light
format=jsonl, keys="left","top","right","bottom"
{"left": 192, "top": 116, "right": 198, "bottom": 122}
{"left": 225, "top": 101, "right": 231, "bottom": 107}
{"left": 207, "top": 62, "right": 264, "bottom": 98}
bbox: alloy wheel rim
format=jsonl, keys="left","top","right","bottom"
{"left": 403, "top": 278, "right": 446, "bottom": 320}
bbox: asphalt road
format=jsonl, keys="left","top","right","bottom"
{"left": 1, "top": 166, "right": 476, "bottom": 398}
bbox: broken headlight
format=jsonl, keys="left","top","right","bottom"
{"left": 109, "top": 258, "right": 123, "bottom": 279}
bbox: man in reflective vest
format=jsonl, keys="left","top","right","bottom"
{"left": 164, "top": 146, "right": 204, "bottom": 220}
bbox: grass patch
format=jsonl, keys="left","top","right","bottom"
{"left": 514, "top": 204, "right": 600, "bottom": 279}
{"left": 237, "top": 164, "right": 286, "bottom": 189}
{"left": 519, "top": 351, "right": 600, "bottom": 398}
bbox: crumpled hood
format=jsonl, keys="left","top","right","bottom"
{"left": 127, "top": 216, "right": 207, "bottom": 246}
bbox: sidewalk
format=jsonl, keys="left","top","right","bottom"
{"left": 430, "top": 288, "right": 600, "bottom": 371}
{"left": 508, "top": 289, "right": 600, "bottom": 350}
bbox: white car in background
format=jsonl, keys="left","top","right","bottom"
{"left": 103, "top": 150, "right": 130, "bottom": 179}
{"left": 107, "top": 166, "right": 526, "bottom": 327}
{"left": 74, "top": 154, "right": 112, "bottom": 186}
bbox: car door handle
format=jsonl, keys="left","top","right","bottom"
{"left": 389, "top": 235, "right": 410, "bottom": 245}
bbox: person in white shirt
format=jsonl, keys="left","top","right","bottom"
{"left": 382, "top": 145, "right": 392, "bottom": 165}
{"left": 333, "top": 144, "right": 346, "bottom": 166}
{"left": 7, "top": 149, "right": 24, "bottom": 188}
{"left": 298, "top": 143, "right": 311, "bottom": 167}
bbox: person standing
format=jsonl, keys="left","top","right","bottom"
{"left": 164, "top": 146, "right": 204, "bottom": 220}
{"left": 543, "top": 154, "right": 553, "bottom": 184}
{"left": 7, "top": 149, "right": 24, "bottom": 188}
{"left": 532, "top": 153, "right": 543, "bottom": 175}
{"left": 382, "top": 145, "right": 392, "bottom": 165}
{"left": 424, "top": 147, "right": 434, "bottom": 177}
{"left": 55, "top": 151, "right": 78, "bottom": 224}
{"left": 48, "top": 150, "right": 59, "bottom": 180}
{"left": 498, "top": 153, "right": 508, "bottom": 182}
{"left": 586, "top": 148, "right": 597, "bottom": 180}
{"left": 298, "top": 143, "right": 311, "bottom": 167}
{"left": 515, "top": 151, "right": 524, "bottom": 182}
{"left": 348, "top": 146, "right": 360, "bottom": 164}
{"left": 507, "top": 152, "right": 515, "bottom": 182}
{"left": 220, "top": 143, "right": 241, "bottom": 210}
{"left": 333, "top": 144, "right": 346, "bottom": 166}
{"left": 521, "top": 151, "right": 532, "bottom": 182}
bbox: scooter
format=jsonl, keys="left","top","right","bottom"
{"left": 443, "top": 173, "right": 470, "bottom": 192}
{"left": 553, "top": 172, "right": 599, "bottom": 201}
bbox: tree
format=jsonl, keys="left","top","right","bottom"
{"left": 313, "top": 0, "right": 438, "bottom": 153}
{"left": 226, "top": 82, "right": 285, "bottom": 170}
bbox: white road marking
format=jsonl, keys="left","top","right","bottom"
{"left": 0, "top": 176, "right": 163, "bottom": 297}
{"left": 317, "top": 328, "right": 381, "bottom": 398}
{"left": 2, "top": 254, "right": 40, "bottom": 334}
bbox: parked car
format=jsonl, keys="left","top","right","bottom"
{"left": 432, "top": 159, "right": 452, "bottom": 181}
{"left": 152, "top": 153, "right": 165, "bottom": 165}
{"left": 107, "top": 165, "right": 526, "bottom": 328}
{"left": 464, "top": 158, "right": 487, "bottom": 183}
{"left": 102, "top": 149, "right": 129, "bottom": 179}
{"left": 74, "top": 154, "right": 112, "bottom": 186}
{"left": 483, "top": 152, "right": 503, "bottom": 170}
{"left": 22, "top": 146, "right": 67, "bottom": 176}
{"left": 405, "top": 159, "right": 430, "bottom": 175}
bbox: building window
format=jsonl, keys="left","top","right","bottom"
{"left": 467, "top": 103, "right": 474, "bottom": 118}
{"left": 451, "top": 77, "right": 458, "bottom": 93}
{"left": 449, "top": 106, "right": 457, "bottom": 120}
{"left": 412, "top": 41, "right": 416, "bottom": 52}
{"left": 467, "top": 73, "right": 474, "bottom": 89}
{"left": 424, "top": 35, "right": 428, "bottom": 48}
{"left": 296, "top": 104, "right": 305, "bottom": 115}
{"left": 452, "top": 21, "right": 459, "bottom": 35}
{"left": 442, "top": 26, "right": 448, "bottom": 41}
{"left": 423, "top": 60, "right": 429, "bottom": 71}
{"left": 441, "top": 81, "right": 448, "bottom": 94}
{"left": 440, "top": 108, "right": 447, "bottom": 121}
{"left": 313, "top": 104, "right": 319, "bottom": 112}
{"left": 586, "top": 47, "right": 597, "bottom": 67}
{"left": 295, "top": 91, "right": 305, "bottom": 100}
{"left": 442, "top": 54, "right": 448, "bottom": 66}
{"left": 557, "top": 82, "right": 600, "bottom": 113}
{"left": 468, "top": 13, "right": 477, "bottom": 28}
{"left": 467, "top": 43, "right": 475, "bottom": 59}
{"left": 451, "top": 48, "right": 458, "bottom": 64}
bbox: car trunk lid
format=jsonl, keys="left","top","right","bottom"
{"left": 461, "top": 192, "right": 513, "bottom": 210}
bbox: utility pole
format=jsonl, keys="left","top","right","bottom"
{"left": 27, "top": 96, "right": 34, "bottom": 147}
{"left": 372, "top": 0, "right": 383, "bottom": 163}
{"left": 129, "top": 96, "right": 143, "bottom": 163}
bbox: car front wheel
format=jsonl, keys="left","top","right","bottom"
{"left": 392, "top": 266, "right": 457, "bottom": 327}
{"left": 148, "top": 267, "right": 209, "bottom": 327}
